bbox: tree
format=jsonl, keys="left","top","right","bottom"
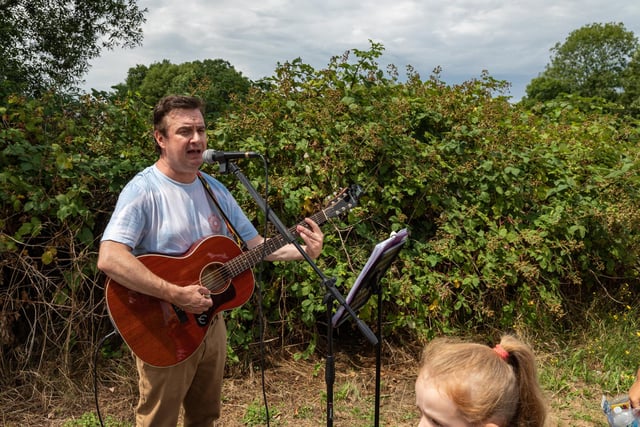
{"left": 118, "top": 60, "right": 181, "bottom": 106}
{"left": 524, "top": 22, "right": 639, "bottom": 105}
{"left": 115, "top": 59, "right": 252, "bottom": 121}
{"left": 620, "top": 50, "right": 640, "bottom": 115}
{"left": 0, "top": 0, "right": 146, "bottom": 97}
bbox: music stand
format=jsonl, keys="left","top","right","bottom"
{"left": 331, "top": 228, "right": 408, "bottom": 427}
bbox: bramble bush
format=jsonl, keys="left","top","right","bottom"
{"left": 2, "top": 43, "right": 640, "bottom": 381}
{"left": 211, "top": 43, "right": 640, "bottom": 348}
{"left": 0, "top": 92, "right": 153, "bottom": 386}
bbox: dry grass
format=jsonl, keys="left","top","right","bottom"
{"left": 1, "top": 339, "right": 419, "bottom": 427}
{"left": 221, "top": 345, "right": 417, "bottom": 427}
{"left": 0, "top": 336, "right": 609, "bottom": 427}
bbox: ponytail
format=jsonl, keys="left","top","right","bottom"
{"left": 497, "top": 335, "right": 548, "bottom": 426}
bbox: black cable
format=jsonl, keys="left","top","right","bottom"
{"left": 93, "top": 329, "right": 118, "bottom": 427}
{"left": 256, "top": 283, "right": 270, "bottom": 427}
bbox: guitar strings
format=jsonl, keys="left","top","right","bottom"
{"left": 198, "top": 191, "right": 355, "bottom": 293}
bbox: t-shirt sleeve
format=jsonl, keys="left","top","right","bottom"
{"left": 100, "top": 178, "right": 148, "bottom": 249}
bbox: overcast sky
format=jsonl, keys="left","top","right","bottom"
{"left": 82, "top": 0, "right": 640, "bottom": 101}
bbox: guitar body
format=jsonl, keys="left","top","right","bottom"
{"left": 105, "top": 235, "right": 254, "bottom": 367}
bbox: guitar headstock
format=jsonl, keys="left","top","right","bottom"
{"left": 323, "top": 184, "right": 363, "bottom": 219}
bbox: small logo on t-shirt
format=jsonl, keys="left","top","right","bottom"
{"left": 209, "top": 213, "right": 222, "bottom": 234}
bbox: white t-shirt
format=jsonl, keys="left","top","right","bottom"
{"left": 101, "top": 165, "right": 258, "bottom": 256}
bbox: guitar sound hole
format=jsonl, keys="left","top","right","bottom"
{"left": 201, "top": 262, "right": 230, "bottom": 295}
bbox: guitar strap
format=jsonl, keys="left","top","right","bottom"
{"left": 197, "top": 172, "right": 247, "bottom": 251}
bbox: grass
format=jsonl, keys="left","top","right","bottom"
{"left": 61, "top": 413, "right": 129, "bottom": 427}
{"left": 536, "top": 301, "right": 640, "bottom": 425}
{"left": 242, "top": 400, "right": 283, "bottom": 426}
{"left": 6, "top": 300, "right": 640, "bottom": 426}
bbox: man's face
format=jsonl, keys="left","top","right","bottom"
{"left": 155, "top": 108, "right": 207, "bottom": 179}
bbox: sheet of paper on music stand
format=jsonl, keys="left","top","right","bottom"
{"left": 331, "top": 228, "right": 408, "bottom": 328}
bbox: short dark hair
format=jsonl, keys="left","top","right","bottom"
{"left": 153, "top": 95, "right": 205, "bottom": 136}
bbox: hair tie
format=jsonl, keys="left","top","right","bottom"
{"left": 493, "top": 344, "right": 509, "bottom": 361}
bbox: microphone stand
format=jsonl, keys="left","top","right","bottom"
{"left": 216, "top": 159, "right": 378, "bottom": 427}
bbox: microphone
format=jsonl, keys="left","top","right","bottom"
{"left": 202, "top": 149, "right": 260, "bottom": 163}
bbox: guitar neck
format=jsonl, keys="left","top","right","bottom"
{"left": 225, "top": 209, "right": 328, "bottom": 275}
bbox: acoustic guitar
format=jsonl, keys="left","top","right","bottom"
{"left": 105, "top": 184, "right": 362, "bottom": 367}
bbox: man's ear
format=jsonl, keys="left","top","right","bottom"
{"left": 154, "top": 130, "right": 165, "bottom": 148}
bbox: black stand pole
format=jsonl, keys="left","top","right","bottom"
{"left": 331, "top": 229, "right": 408, "bottom": 427}
{"left": 325, "top": 289, "right": 336, "bottom": 424}
{"left": 374, "top": 272, "right": 383, "bottom": 427}
{"left": 218, "top": 160, "right": 377, "bottom": 427}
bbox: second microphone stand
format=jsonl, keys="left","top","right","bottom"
{"left": 216, "top": 159, "right": 378, "bottom": 427}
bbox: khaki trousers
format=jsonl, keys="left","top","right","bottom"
{"left": 134, "top": 314, "right": 227, "bottom": 427}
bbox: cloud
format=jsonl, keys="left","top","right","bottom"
{"left": 83, "top": 0, "right": 640, "bottom": 100}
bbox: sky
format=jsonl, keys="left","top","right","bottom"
{"left": 82, "top": 0, "right": 640, "bottom": 101}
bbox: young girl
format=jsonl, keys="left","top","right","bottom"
{"left": 415, "top": 335, "right": 548, "bottom": 427}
